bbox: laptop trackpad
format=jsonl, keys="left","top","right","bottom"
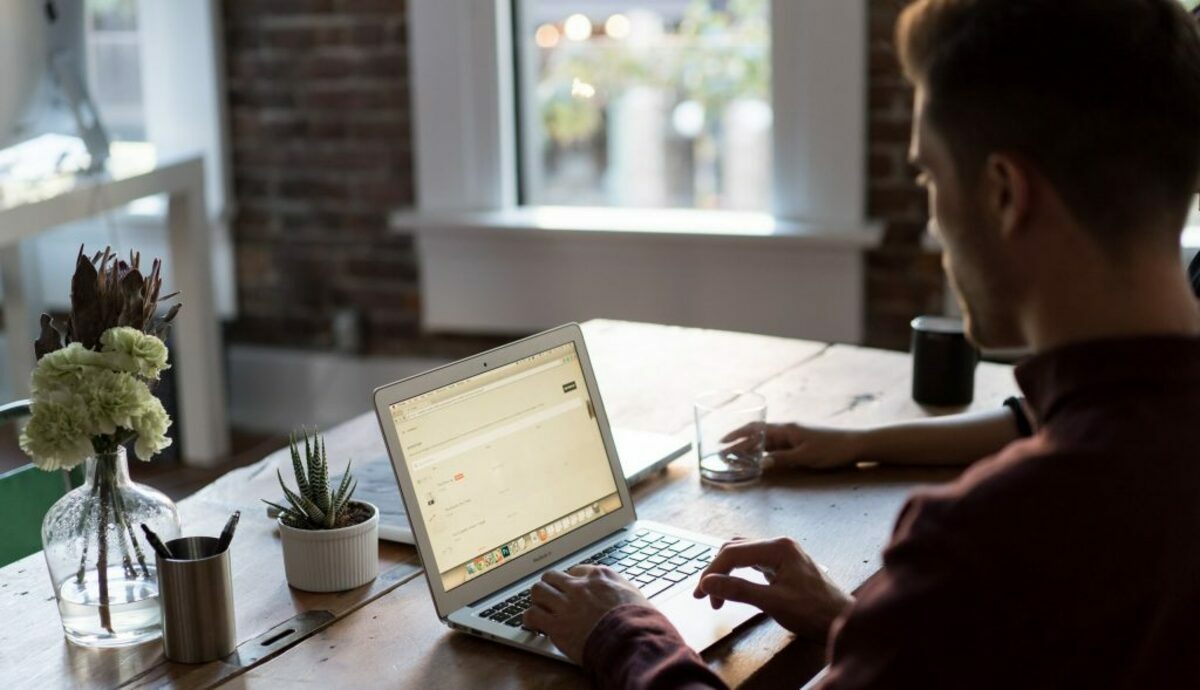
{"left": 657, "top": 570, "right": 767, "bottom": 652}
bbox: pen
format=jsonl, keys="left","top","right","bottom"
{"left": 216, "top": 511, "right": 241, "bottom": 553}
{"left": 140, "top": 523, "right": 173, "bottom": 560}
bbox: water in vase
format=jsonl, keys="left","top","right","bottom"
{"left": 56, "top": 565, "right": 161, "bottom": 647}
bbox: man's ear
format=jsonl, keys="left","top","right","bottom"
{"left": 983, "top": 153, "right": 1032, "bottom": 239}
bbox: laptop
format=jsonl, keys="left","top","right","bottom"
{"left": 372, "top": 323, "right": 763, "bottom": 661}
{"left": 267, "top": 428, "right": 690, "bottom": 545}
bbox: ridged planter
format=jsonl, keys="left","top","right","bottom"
{"left": 278, "top": 501, "right": 379, "bottom": 593}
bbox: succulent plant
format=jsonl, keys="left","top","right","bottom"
{"left": 35, "top": 246, "right": 181, "bottom": 360}
{"left": 264, "top": 430, "right": 358, "bottom": 530}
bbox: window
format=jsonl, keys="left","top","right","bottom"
{"left": 515, "top": 0, "right": 772, "bottom": 211}
{"left": 408, "top": 0, "right": 866, "bottom": 222}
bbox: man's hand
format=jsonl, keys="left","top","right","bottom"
{"left": 723, "top": 422, "right": 862, "bottom": 471}
{"left": 694, "top": 537, "right": 852, "bottom": 638}
{"left": 524, "top": 565, "right": 651, "bottom": 663}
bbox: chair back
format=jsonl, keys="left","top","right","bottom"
{"left": 0, "top": 401, "right": 83, "bottom": 567}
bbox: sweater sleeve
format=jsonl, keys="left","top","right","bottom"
{"left": 815, "top": 494, "right": 999, "bottom": 690}
{"left": 582, "top": 604, "right": 730, "bottom": 690}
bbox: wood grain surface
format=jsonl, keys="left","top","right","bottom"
{"left": 0, "top": 413, "right": 422, "bottom": 689}
{"left": 0, "top": 320, "right": 1019, "bottom": 689}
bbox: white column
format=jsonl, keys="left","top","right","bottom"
{"left": 137, "top": 0, "right": 236, "bottom": 318}
{"left": 409, "top": 0, "right": 517, "bottom": 212}
{"left": 166, "top": 161, "right": 230, "bottom": 465}
{"left": 771, "top": 0, "right": 867, "bottom": 224}
{"left": 0, "top": 241, "right": 43, "bottom": 398}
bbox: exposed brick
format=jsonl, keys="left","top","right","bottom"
{"left": 867, "top": 187, "right": 927, "bottom": 221}
{"left": 865, "top": 0, "right": 944, "bottom": 349}
{"left": 223, "top": 0, "right": 415, "bottom": 351}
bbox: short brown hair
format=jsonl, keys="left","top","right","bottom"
{"left": 897, "top": 0, "right": 1200, "bottom": 247}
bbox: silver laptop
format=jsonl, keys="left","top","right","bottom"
{"left": 373, "top": 323, "right": 762, "bottom": 662}
{"left": 266, "top": 431, "right": 689, "bottom": 545}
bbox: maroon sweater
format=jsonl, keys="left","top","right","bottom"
{"left": 583, "top": 336, "right": 1200, "bottom": 689}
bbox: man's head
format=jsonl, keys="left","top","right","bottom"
{"left": 897, "top": 0, "right": 1200, "bottom": 348}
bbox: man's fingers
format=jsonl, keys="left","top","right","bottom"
{"left": 766, "top": 447, "right": 811, "bottom": 468}
{"left": 720, "top": 436, "right": 758, "bottom": 458}
{"left": 567, "top": 564, "right": 600, "bottom": 577}
{"left": 530, "top": 580, "right": 568, "bottom": 612}
{"left": 720, "top": 422, "right": 763, "bottom": 443}
{"left": 697, "top": 537, "right": 792, "bottom": 588}
{"left": 522, "top": 603, "right": 553, "bottom": 633}
{"left": 541, "top": 569, "right": 578, "bottom": 590}
{"left": 697, "top": 573, "right": 779, "bottom": 611}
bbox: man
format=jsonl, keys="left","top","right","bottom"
{"left": 522, "top": 0, "right": 1200, "bottom": 687}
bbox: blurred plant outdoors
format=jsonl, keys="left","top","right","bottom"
{"left": 522, "top": 0, "right": 772, "bottom": 211}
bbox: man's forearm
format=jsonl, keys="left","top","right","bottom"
{"left": 856, "top": 407, "right": 1020, "bottom": 467}
{"left": 584, "top": 604, "right": 729, "bottom": 690}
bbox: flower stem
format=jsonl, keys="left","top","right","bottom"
{"left": 96, "top": 461, "right": 114, "bottom": 634}
{"left": 74, "top": 479, "right": 101, "bottom": 585}
{"left": 107, "top": 456, "right": 137, "bottom": 579}
{"left": 114, "top": 509, "right": 136, "bottom": 580}
{"left": 112, "top": 481, "right": 150, "bottom": 578}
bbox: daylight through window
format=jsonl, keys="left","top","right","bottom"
{"left": 516, "top": 0, "right": 772, "bottom": 211}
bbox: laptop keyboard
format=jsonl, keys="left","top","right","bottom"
{"left": 476, "top": 528, "right": 714, "bottom": 629}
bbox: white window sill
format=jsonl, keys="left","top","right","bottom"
{"left": 391, "top": 205, "right": 882, "bottom": 344}
{"left": 389, "top": 206, "right": 882, "bottom": 249}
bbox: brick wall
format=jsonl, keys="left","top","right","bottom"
{"left": 223, "top": 0, "right": 426, "bottom": 355}
{"left": 222, "top": 0, "right": 942, "bottom": 354}
{"left": 864, "top": 0, "right": 945, "bottom": 350}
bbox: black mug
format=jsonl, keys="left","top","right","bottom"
{"left": 910, "top": 316, "right": 979, "bottom": 406}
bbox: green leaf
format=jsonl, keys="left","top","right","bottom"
{"left": 278, "top": 471, "right": 324, "bottom": 525}
{"left": 277, "top": 474, "right": 304, "bottom": 514}
{"left": 302, "top": 430, "right": 313, "bottom": 501}
{"left": 275, "top": 467, "right": 292, "bottom": 492}
{"left": 262, "top": 499, "right": 292, "bottom": 514}
{"left": 332, "top": 460, "right": 353, "bottom": 512}
{"left": 287, "top": 483, "right": 326, "bottom": 525}
{"left": 289, "top": 433, "right": 309, "bottom": 498}
{"left": 335, "top": 479, "right": 358, "bottom": 517}
{"left": 305, "top": 432, "right": 328, "bottom": 512}
{"left": 317, "top": 436, "right": 332, "bottom": 516}
{"left": 262, "top": 500, "right": 305, "bottom": 525}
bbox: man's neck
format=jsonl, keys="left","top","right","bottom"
{"left": 1022, "top": 253, "right": 1200, "bottom": 352}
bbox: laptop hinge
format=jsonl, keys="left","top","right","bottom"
{"left": 467, "top": 592, "right": 493, "bottom": 608}
{"left": 464, "top": 525, "right": 639, "bottom": 610}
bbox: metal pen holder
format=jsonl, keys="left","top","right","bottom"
{"left": 156, "top": 536, "right": 237, "bottom": 663}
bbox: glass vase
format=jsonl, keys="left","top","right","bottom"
{"left": 40, "top": 448, "right": 180, "bottom": 648}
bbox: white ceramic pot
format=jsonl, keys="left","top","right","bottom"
{"left": 278, "top": 501, "right": 379, "bottom": 593}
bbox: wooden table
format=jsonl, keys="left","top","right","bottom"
{"left": 0, "top": 320, "right": 1019, "bottom": 689}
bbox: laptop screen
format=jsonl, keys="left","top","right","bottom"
{"left": 388, "top": 342, "right": 622, "bottom": 592}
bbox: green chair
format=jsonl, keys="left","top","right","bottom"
{"left": 0, "top": 401, "right": 84, "bottom": 567}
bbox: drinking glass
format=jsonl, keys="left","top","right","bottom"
{"left": 693, "top": 391, "right": 767, "bottom": 485}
